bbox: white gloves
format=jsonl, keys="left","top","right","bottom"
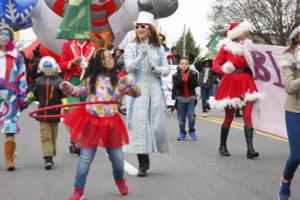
{"left": 80, "top": 57, "right": 88, "bottom": 69}
{"left": 140, "top": 43, "right": 149, "bottom": 56}
{"left": 151, "top": 66, "right": 162, "bottom": 76}
{"left": 134, "top": 43, "right": 150, "bottom": 65}
{"left": 149, "top": 59, "right": 161, "bottom": 75}
{"left": 221, "top": 61, "right": 235, "bottom": 74}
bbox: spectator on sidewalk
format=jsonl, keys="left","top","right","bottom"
{"left": 158, "top": 33, "right": 170, "bottom": 52}
{"left": 172, "top": 57, "right": 198, "bottom": 140}
{"left": 167, "top": 46, "right": 180, "bottom": 65}
{"left": 197, "top": 57, "right": 214, "bottom": 117}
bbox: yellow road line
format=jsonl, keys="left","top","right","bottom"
{"left": 196, "top": 114, "right": 243, "bottom": 127}
{"left": 196, "top": 114, "right": 288, "bottom": 143}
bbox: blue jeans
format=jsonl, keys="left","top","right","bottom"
{"left": 176, "top": 100, "right": 196, "bottom": 134}
{"left": 212, "top": 82, "right": 219, "bottom": 96}
{"left": 74, "top": 147, "right": 124, "bottom": 189}
{"left": 283, "top": 111, "right": 300, "bottom": 180}
{"left": 201, "top": 87, "right": 211, "bottom": 112}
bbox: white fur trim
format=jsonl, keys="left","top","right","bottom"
{"left": 223, "top": 39, "right": 245, "bottom": 55}
{"left": 289, "top": 25, "right": 300, "bottom": 41}
{"left": 208, "top": 96, "right": 242, "bottom": 110}
{"left": 279, "top": 47, "right": 300, "bottom": 69}
{"left": 208, "top": 92, "right": 265, "bottom": 110}
{"left": 222, "top": 39, "right": 254, "bottom": 68}
{"left": 221, "top": 61, "right": 235, "bottom": 74}
{"left": 244, "top": 92, "right": 265, "bottom": 101}
{"left": 227, "top": 21, "right": 251, "bottom": 40}
{"left": 279, "top": 52, "right": 294, "bottom": 68}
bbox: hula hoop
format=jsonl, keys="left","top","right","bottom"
{"left": 29, "top": 100, "right": 121, "bottom": 119}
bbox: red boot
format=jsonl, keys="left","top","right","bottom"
{"left": 115, "top": 179, "right": 128, "bottom": 195}
{"left": 69, "top": 188, "right": 84, "bottom": 200}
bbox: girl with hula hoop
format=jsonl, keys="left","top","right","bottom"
{"left": 59, "top": 48, "right": 140, "bottom": 200}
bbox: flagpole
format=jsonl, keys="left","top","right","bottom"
{"left": 183, "top": 24, "right": 186, "bottom": 57}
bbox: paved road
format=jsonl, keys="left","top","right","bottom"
{"left": 0, "top": 105, "right": 298, "bottom": 200}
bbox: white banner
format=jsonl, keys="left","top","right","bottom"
{"left": 249, "top": 44, "right": 287, "bottom": 138}
{"left": 162, "top": 46, "right": 288, "bottom": 138}
{"left": 162, "top": 65, "right": 177, "bottom": 106}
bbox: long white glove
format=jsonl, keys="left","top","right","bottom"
{"left": 140, "top": 43, "right": 149, "bottom": 56}
{"left": 151, "top": 66, "right": 162, "bottom": 76}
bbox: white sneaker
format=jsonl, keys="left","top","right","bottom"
{"left": 202, "top": 112, "right": 207, "bottom": 117}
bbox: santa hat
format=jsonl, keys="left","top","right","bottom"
{"left": 135, "top": 11, "right": 155, "bottom": 26}
{"left": 38, "top": 56, "right": 61, "bottom": 73}
{"left": 227, "top": 21, "right": 251, "bottom": 40}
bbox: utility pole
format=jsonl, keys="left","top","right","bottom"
{"left": 183, "top": 24, "right": 186, "bottom": 57}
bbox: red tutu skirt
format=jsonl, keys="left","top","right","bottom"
{"left": 215, "top": 73, "right": 258, "bottom": 100}
{"left": 63, "top": 106, "right": 129, "bottom": 148}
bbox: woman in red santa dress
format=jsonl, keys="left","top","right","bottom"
{"left": 208, "top": 21, "right": 264, "bottom": 159}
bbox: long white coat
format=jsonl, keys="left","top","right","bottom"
{"left": 123, "top": 42, "right": 170, "bottom": 154}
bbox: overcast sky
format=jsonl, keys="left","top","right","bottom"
{"left": 159, "top": 0, "right": 215, "bottom": 48}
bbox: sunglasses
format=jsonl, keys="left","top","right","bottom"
{"left": 0, "top": 32, "right": 10, "bottom": 37}
{"left": 43, "top": 62, "right": 54, "bottom": 69}
{"left": 135, "top": 24, "right": 149, "bottom": 29}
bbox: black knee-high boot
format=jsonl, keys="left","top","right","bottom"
{"left": 244, "top": 126, "right": 259, "bottom": 159}
{"left": 137, "top": 154, "right": 150, "bottom": 177}
{"left": 219, "top": 127, "right": 231, "bottom": 156}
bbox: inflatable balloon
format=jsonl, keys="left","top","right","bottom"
{"left": 31, "top": 0, "right": 178, "bottom": 55}
{"left": 31, "top": 0, "right": 65, "bottom": 55}
{"left": 0, "top": 0, "right": 37, "bottom": 30}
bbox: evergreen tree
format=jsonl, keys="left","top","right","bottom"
{"left": 176, "top": 28, "right": 200, "bottom": 63}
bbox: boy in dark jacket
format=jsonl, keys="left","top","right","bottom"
{"left": 172, "top": 57, "right": 198, "bottom": 140}
{"left": 28, "top": 56, "right": 64, "bottom": 170}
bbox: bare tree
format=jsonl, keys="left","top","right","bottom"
{"left": 208, "top": 0, "right": 297, "bottom": 45}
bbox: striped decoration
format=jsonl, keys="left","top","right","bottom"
{"left": 45, "top": 0, "right": 123, "bottom": 46}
